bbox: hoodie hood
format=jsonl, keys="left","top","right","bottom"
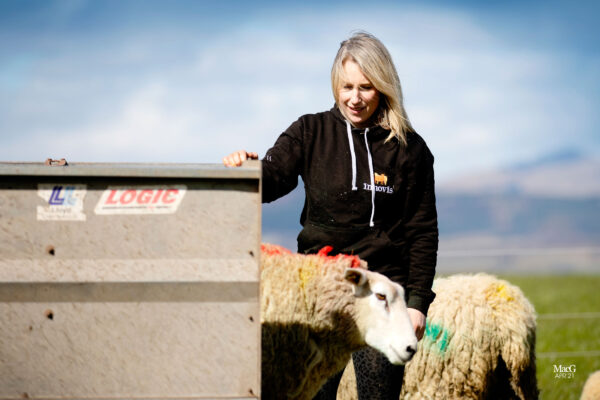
{"left": 331, "top": 105, "right": 389, "bottom": 137}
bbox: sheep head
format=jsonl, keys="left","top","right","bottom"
{"left": 344, "top": 268, "right": 418, "bottom": 365}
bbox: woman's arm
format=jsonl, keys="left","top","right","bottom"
{"left": 223, "top": 151, "right": 259, "bottom": 167}
{"left": 261, "top": 118, "right": 305, "bottom": 203}
{"left": 223, "top": 118, "right": 305, "bottom": 204}
{"left": 403, "top": 142, "right": 439, "bottom": 316}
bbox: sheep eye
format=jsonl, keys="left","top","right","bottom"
{"left": 375, "top": 293, "right": 387, "bottom": 301}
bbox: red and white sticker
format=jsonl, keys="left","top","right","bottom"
{"left": 94, "top": 185, "right": 186, "bottom": 215}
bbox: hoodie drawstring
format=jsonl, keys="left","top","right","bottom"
{"left": 346, "top": 120, "right": 376, "bottom": 227}
{"left": 364, "top": 128, "right": 375, "bottom": 227}
{"left": 346, "top": 121, "right": 358, "bottom": 191}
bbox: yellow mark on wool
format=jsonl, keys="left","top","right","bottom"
{"left": 486, "top": 283, "right": 514, "bottom": 302}
{"left": 298, "top": 258, "right": 319, "bottom": 291}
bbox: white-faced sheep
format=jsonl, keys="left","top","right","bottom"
{"left": 581, "top": 370, "right": 600, "bottom": 400}
{"left": 260, "top": 244, "right": 417, "bottom": 400}
{"left": 338, "top": 273, "right": 538, "bottom": 400}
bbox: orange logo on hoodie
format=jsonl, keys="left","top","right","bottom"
{"left": 374, "top": 173, "right": 388, "bottom": 186}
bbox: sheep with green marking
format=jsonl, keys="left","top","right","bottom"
{"left": 338, "top": 273, "right": 538, "bottom": 399}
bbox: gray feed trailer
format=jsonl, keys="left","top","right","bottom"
{"left": 0, "top": 161, "right": 261, "bottom": 399}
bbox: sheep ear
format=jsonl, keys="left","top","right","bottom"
{"left": 344, "top": 268, "right": 368, "bottom": 287}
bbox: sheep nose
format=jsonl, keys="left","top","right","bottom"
{"left": 406, "top": 345, "right": 416, "bottom": 360}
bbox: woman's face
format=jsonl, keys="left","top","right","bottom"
{"left": 338, "top": 59, "right": 380, "bottom": 128}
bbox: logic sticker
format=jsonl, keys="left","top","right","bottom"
{"left": 37, "top": 184, "right": 87, "bottom": 221}
{"left": 94, "top": 185, "right": 186, "bottom": 215}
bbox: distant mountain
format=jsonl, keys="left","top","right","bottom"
{"left": 435, "top": 150, "right": 600, "bottom": 245}
{"left": 438, "top": 150, "right": 600, "bottom": 198}
{"left": 509, "top": 148, "right": 583, "bottom": 171}
{"left": 437, "top": 193, "right": 600, "bottom": 246}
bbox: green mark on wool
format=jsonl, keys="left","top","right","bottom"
{"left": 424, "top": 321, "right": 450, "bottom": 355}
{"left": 439, "top": 330, "right": 449, "bottom": 352}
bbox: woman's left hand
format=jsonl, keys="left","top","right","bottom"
{"left": 407, "top": 308, "right": 426, "bottom": 341}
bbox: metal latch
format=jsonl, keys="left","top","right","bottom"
{"left": 45, "top": 158, "right": 68, "bottom": 166}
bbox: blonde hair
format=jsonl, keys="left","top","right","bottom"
{"left": 331, "top": 32, "right": 413, "bottom": 146}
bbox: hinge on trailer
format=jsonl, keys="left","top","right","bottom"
{"left": 44, "top": 158, "right": 68, "bottom": 166}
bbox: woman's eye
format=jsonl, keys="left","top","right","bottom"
{"left": 375, "top": 293, "right": 387, "bottom": 301}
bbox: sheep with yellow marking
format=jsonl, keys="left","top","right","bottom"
{"left": 338, "top": 273, "right": 538, "bottom": 399}
{"left": 581, "top": 370, "right": 600, "bottom": 400}
{"left": 260, "top": 244, "right": 417, "bottom": 400}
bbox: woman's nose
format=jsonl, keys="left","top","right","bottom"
{"left": 350, "top": 90, "right": 361, "bottom": 104}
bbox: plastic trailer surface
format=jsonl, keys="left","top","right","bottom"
{"left": 0, "top": 161, "right": 261, "bottom": 399}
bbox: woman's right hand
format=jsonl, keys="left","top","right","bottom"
{"left": 222, "top": 150, "right": 259, "bottom": 167}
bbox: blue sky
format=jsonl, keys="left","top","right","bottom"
{"left": 1, "top": 0, "right": 598, "bottom": 181}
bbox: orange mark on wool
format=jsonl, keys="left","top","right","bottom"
{"left": 317, "top": 246, "right": 362, "bottom": 268}
{"left": 261, "top": 243, "right": 292, "bottom": 256}
{"left": 261, "top": 244, "right": 362, "bottom": 268}
{"left": 317, "top": 246, "right": 334, "bottom": 257}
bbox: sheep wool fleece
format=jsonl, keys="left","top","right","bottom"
{"left": 262, "top": 106, "right": 438, "bottom": 316}
{"left": 260, "top": 243, "right": 368, "bottom": 400}
{"left": 337, "top": 274, "right": 538, "bottom": 400}
{"left": 581, "top": 370, "right": 600, "bottom": 400}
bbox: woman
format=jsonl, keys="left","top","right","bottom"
{"left": 224, "top": 32, "right": 438, "bottom": 399}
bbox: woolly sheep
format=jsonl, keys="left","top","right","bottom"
{"left": 581, "top": 370, "right": 600, "bottom": 400}
{"left": 338, "top": 273, "right": 538, "bottom": 400}
{"left": 260, "top": 244, "right": 417, "bottom": 400}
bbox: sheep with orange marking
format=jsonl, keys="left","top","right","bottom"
{"left": 337, "top": 273, "right": 538, "bottom": 400}
{"left": 260, "top": 244, "right": 417, "bottom": 400}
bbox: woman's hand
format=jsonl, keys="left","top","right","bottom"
{"left": 222, "top": 150, "right": 259, "bottom": 167}
{"left": 407, "top": 308, "right": 426, "bottom": 341}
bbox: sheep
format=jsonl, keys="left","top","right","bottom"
{"left": 337, "top": 273, "right": 538, "bottom": 400}
{"left": 260, "top": 243, "right": 417, "bottom": 400}
{"left": 581, "top": 370, "right": 600, "bottom": 400}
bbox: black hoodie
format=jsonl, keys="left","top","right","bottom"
{"left": 262, "top": 106, "right": 438, "bottom": 315}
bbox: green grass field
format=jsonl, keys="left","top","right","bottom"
{"left": 499, "top": 275, "right": 600, "bottom": 400}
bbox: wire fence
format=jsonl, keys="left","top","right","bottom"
{"left": 538, "top": 312, "right": 600, "bottom": 320}
{"left": 438, "top": 246, "right": 600, "bottom": 257}
{"left": 537, "top": 350, "right": 600, "bottom": 359}
{"left": 536, "top": 311, "right": 600, "bottom": 359}
{"left": 436, "top": 246, "right": 600, "bottom": 274}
